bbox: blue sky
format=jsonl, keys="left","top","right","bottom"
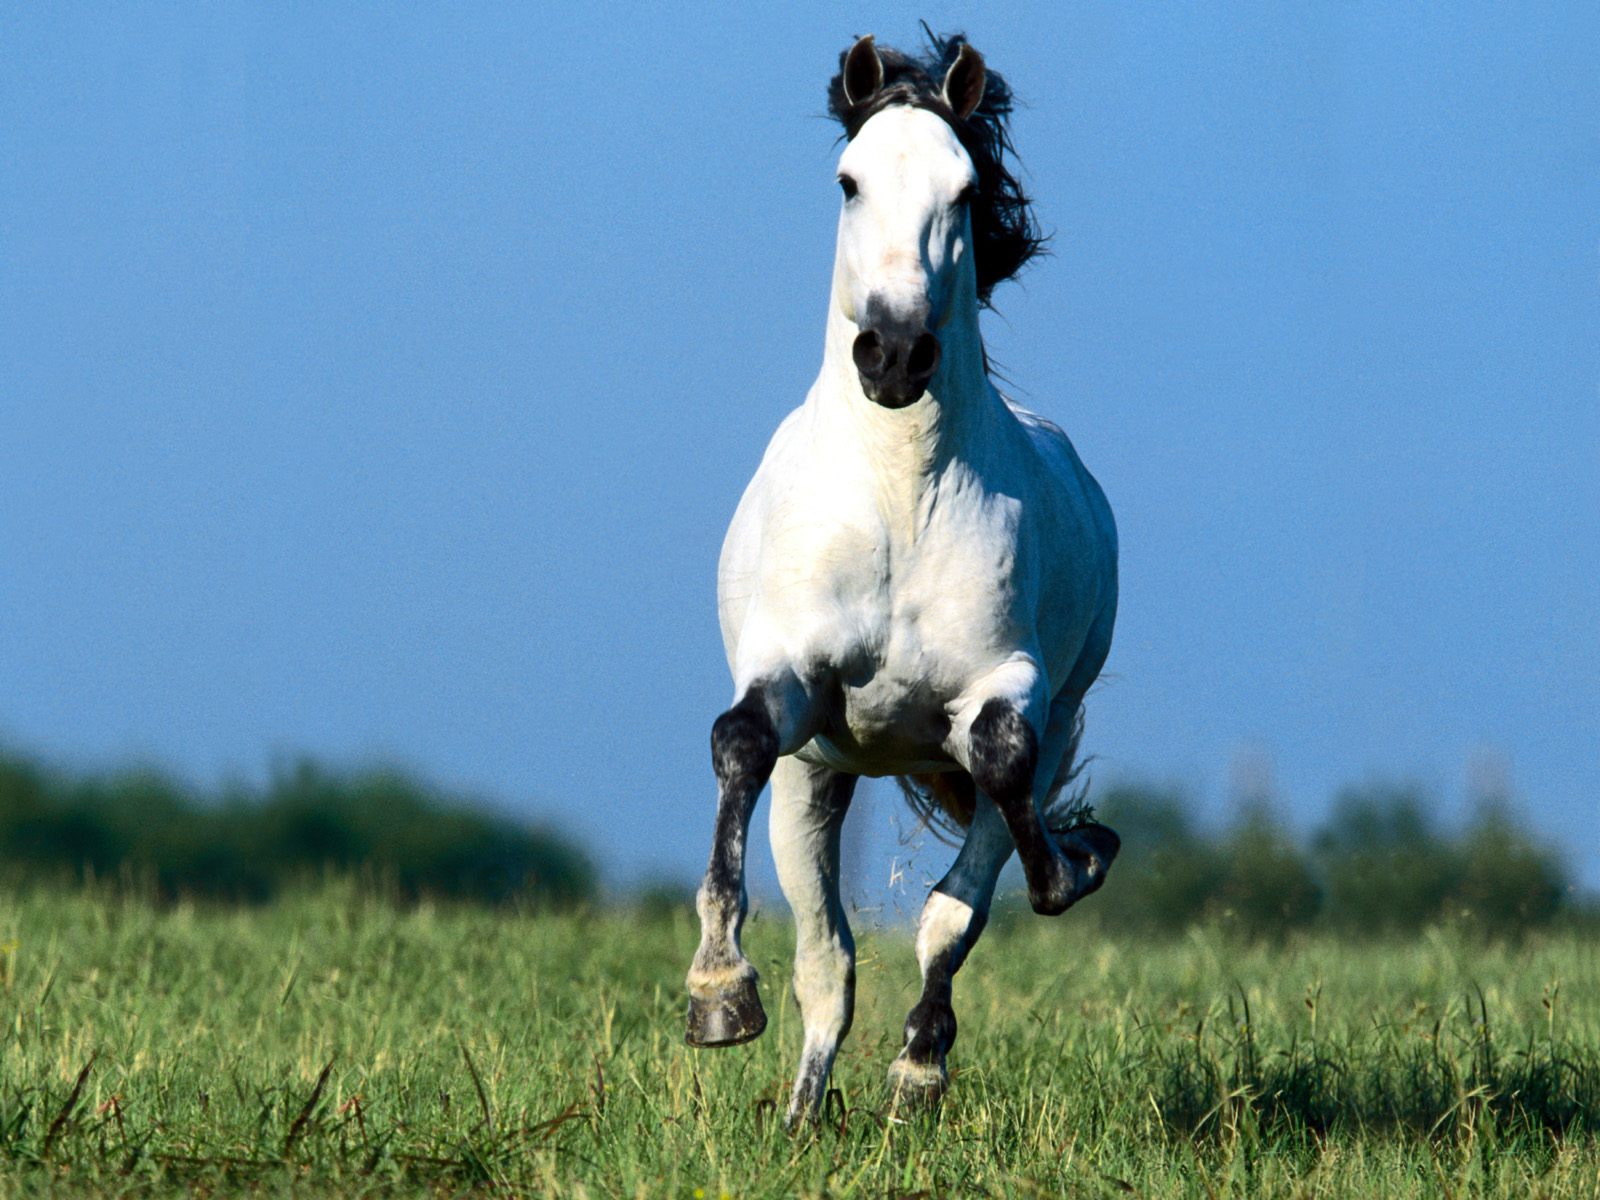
{"left": 3, "top": 4, "right": 1596, "bottom": 909}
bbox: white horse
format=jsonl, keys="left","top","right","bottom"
{"left": 686, "top": 31, "right": 1120, "bottom": 1125}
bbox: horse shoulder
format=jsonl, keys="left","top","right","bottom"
{"left": 1000, "top": 401, "right": 1116, "bottom": 565}
{"left": 982, "top": 400, "right": 1118, "bottom": 689}
{"left": 717, "top": 405, "right": 885, "bottom": 672}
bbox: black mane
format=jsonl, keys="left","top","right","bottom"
{"left": 827, "top": 28, "right": 1046, "bottom": 306}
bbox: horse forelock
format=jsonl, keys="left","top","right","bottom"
{"left": 826, "top": 27, "right": 1047, "bottom": 306}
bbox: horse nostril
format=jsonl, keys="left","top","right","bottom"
{"left": 853, "top": 330, "right": 888, "bottom": 379}
{"left": 907, "top": 333, "right": 940, "bottom": 381}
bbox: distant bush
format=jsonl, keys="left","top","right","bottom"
{"left": 1211, "top": 804, "right": 1322, "bottom": 934}
{"left": 1313, "top": 784, "right": 1568, "bottom": 935}
{"left": 1312, "top": 785, "right": 1459, "bottom": 934}
{"left": 1091, "top": 789, "right": 1319, "bottom": 936}
{"left": 0, "top": 749, "right": 596, "bottom": 907}
{"left": 630, "top": 877, "right": 698, "bottom": 923}
{"left": 1086, "top": 787, "right": 1214, "bottom": 931}
{"left": 1087, "top": 781, "right": 1582, "bottom": 937}
{"left": 1450, "top": 800, "right": 1570, "bottom": 931}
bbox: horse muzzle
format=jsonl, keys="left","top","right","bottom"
{"left": 853, "top": 324, "right": 941, "bottom": 409}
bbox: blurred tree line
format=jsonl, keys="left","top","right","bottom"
{"left": 0, "top": 749, "right": 595, "bottom": 906}
{"left": 1078, "top": 780, "right": 1588, "bottom": 937}
{"left": 0, "top": 741, "right": 1589, "bottom": 935}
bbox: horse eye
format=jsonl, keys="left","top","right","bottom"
{"left": 838, "top": 174, "right": 859, "bottom": 200}
{"left": 956, "top": 183, "right": 978, "bottom": 208}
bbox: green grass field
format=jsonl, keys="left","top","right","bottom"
{"left": 1, "top": 886, "right": 1597, "bottom": 1197}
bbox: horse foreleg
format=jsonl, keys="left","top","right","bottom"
{"left": 888, "top": 791, "right": 1013, "bottom": 1107}
{"left": 968, "top": 695, "right": 1118, "bottom": 916}
{"left": 685, "top": 690, "right": 778, "bottom": 1046}
{"left": 769, "top": 756, "right": 857, "bottom": 1126}
{"left": 686, "top": 674, "right": 818, "bottom": 1047}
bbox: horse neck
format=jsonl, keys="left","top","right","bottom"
{"left": 815, "top": 289, "right": 1001, "bottom": 512}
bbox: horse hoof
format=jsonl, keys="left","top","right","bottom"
{"left": 1027, "top": 889, "right": 1071, "bottom": 916}
{"left": 1030, "top": 822, "right": 1121, "bottom": 914}
{"left": 1063, "top": 821, "right": 1119, "bottom": 895}
{"left": 886, "top": 1057, "right": 947, "bottom": 1112}
{"left": 685, "top": 976, "right": 767, "bottom": 1047}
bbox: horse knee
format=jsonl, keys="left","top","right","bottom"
{"left": 968, "top": 699, "right": 1037, "bottom": 802}
{"left": 793, "top": 944, "right": 855, "bottom": 1038}
{"left": 711, "top": 693, "right": 778, "bottom": 786}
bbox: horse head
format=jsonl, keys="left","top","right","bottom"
{"left": 828, "top": 32, "right": 1044, "bottom": 408}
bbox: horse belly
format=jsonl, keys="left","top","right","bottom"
{"left": 820, "top": 675, "right": 953, "bottom": 774}
{"left": 805, "top": 622, "right": 990, "bottom": 775}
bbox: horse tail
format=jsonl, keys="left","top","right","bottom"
{"left": 893, "top": 773, "right": 972, "bottom": 845}
{"left": 1040, "top": 705, "right": 1096, "bottom": 835}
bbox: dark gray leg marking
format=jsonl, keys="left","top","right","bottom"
{"left": 969, "top": 698, "right": 1117, "bottom": 915}
{"left": 900, "top": 939, "right": 968, "bottom": 1066}
{"left": 686, "top": 690, "right": 779, "bottom": 1047}
{"left": 969, "top": 700, "right": 1038, "bottom": 803}
{"left": 888, "top": 907, "right": 990, "bottom": 1110}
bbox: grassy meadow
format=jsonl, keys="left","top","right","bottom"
{"left": 0, "top": 886, "right": 1596, "bottom": 1197}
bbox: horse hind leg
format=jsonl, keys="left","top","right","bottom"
{"left": 769, "top": 757, "right": 858, "bottom": 1126}
{"left": 888, "top": 791, "right": 1014, "bottom": 1109}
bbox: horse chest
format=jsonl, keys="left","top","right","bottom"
{"left": 806, "top": 502, "right": 1027, "bottom": 769}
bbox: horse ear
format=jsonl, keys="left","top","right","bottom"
{"left": 842, "top": 35, "right": 884, "bottom": 106}
{"left": 941, "top": 43, "right": 986, "bottom": 121}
